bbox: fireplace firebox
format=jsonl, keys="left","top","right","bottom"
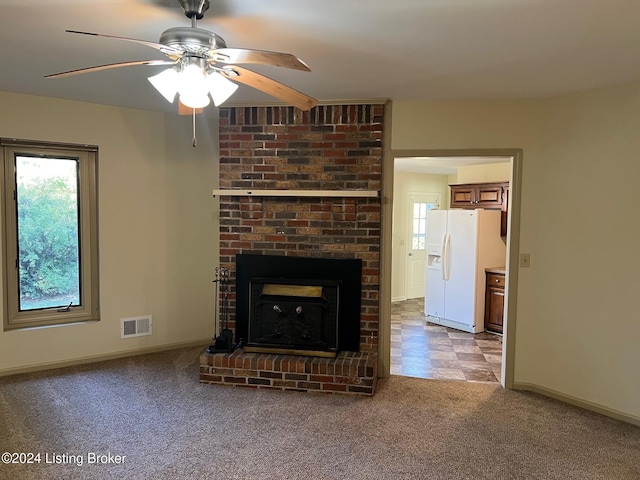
{"left": 246, "top": 278, "right": 340, "bottom": 357}
{"left": 236, "top": 254, "right": 362, "bottom": 355}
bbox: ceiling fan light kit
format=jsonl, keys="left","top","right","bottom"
{"left": 46, "top": 0, "right": 317, "bottom": 113}
{"left": 147, "top": 55, "right": 239, "bottom": 109}
{"left": 206, "top": 71, "right": 239, "bottom": 106}
{"left": 147, "top": 68, "right": 180, "bottom": 103}
{"left": 177, "top": 62, "right": 211, "bottom": 108}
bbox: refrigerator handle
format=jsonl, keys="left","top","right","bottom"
{"left": 443, "top": 233, "right": 451, "bottom": 281}
{"left": 440, "top": 233, "right": 447, "bottom": 280}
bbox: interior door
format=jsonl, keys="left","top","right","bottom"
{"left": 406, "top": 194, "right": 440, "bottom": 299}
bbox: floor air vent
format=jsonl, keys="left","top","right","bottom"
{"left": 121, "top": 315, "right": 152, "bottom": 338}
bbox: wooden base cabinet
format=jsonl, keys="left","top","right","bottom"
{"left": 484, "top": 272, "right": 505, "bottom": 333}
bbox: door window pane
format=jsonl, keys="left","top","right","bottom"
{"left": 411, "top": 202, "right": 436, "bottom": 250}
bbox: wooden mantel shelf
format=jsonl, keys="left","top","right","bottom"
{"left": 212, "top": 189, "right": 379, "bottom": 198}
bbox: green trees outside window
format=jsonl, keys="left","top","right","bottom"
{"left": 16, "top": 157, "right": 81, "bottom": 310}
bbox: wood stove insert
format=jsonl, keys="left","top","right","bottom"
{"left": 246, "top": 278, "right": 340, "bottom": 357}
{"left": 236, "top": 254, "right": 362, "bottom": 355}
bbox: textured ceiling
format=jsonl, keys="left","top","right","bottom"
{"left": 2, "top": 0, "right": 640, "bottom": 114}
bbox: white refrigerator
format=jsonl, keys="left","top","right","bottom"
{"left": 424, "top": 209, "right": 505, "bottom": 333}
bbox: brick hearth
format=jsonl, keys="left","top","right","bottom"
{"left": 200, "top": 350, "right": 377, "bottom": 395}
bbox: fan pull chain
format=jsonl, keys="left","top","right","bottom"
{"left": 192, "top": 108, "right": 197, "bottom": 147}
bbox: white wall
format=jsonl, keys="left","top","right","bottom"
{"left": 390, "top": 84, "right": 640, "bottom": 421}
{"left": 0, "top": 91, "right": 217, "bottom": 373}
{"left": 455, "top": 163, "right": 511, "bottom": 184}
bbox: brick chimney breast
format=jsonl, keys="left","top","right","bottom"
{"left": 218, "top": 104, "right": 384, "bottom": 353}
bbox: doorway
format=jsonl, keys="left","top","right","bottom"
{"left": 386, "top": 153, "right": 517, "bottom": 385}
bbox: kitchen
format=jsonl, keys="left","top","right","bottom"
{"left": 390, "top": 157, "right": 511, "bottom": 382}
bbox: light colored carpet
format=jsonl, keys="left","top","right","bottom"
{"left": 0, "top": 347, "right": 638, "bottom": 479}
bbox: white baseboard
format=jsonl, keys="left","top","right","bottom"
{"left": 513, "top": 382, "right": 640, "bottom": 427}
{"left": 0, "top": 338, "right": 211, "bottom": 378}
{"left": 391, "top": 296, "right": 407, "bottom": 303}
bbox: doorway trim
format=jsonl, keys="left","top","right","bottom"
{"left": 379, "top": 147, "right": 523, "bottom": 389}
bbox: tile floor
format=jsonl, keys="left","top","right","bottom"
{"left": 391, "top": 298, "right": 503, "bottom": 382}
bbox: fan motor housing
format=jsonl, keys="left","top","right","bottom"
{"left": 159, "top": 27, "right": 227, "bottom": 56}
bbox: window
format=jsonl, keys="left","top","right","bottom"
{"left": 2, "top": 139, "right": 99, "bottom": 330}
{"left": 411, "top": 201, "right": 436, "bottom": 250}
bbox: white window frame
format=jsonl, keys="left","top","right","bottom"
{"left": 1, "top": 138, "right": 100, "bottom": 330}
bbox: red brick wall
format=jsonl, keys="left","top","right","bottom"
{"left": 217, "top": 104, "right": 383, "bottom": 352}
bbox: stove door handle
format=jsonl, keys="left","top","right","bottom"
{"left": 273, "top": 305, "right": 282, "bottom": 314}
{"left": 296, "top": 306, "right": 303, "bottom": 315}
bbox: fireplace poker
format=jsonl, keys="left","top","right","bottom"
{"left": 207, "top": 267, "right": 220, "bottom": 353}
{"left": 207, "top": 267, "right": 234, "bottom": 353}
{"left": 219, "top": 267, "right": 234, "bottom": 350}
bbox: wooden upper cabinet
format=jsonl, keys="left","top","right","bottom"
{"left": 450, "top": 182, "right": 508, "bottom": 209}
{"left": 476, "top": 184, "right": 504, "bottom": 207}
{"left": 450, "top": 182, "right": 509, "bottom": 236}
{"left": 501, "top": 185, "right": 509, "bottom": 237}
{"left": 450, "top": 185, "right": 476, "bottom": 206}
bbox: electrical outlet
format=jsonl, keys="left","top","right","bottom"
{"left": 520, "top": 253, "right": 531, "bottom": 268}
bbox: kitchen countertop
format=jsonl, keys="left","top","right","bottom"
{"left": 485, "top": 266, "right": 506, "bottom": 275}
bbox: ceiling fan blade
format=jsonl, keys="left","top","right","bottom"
{"left": 65, "top": 30, "right": 184, "bottom": 59}
{"left": 221, "top": 66, "right": 318, "bottom": 111}
{"left": 45, "top": 60, "right": 176, "bottom": 79}
{"left": 210, "top": 48, "right": 310, "bottom": 72}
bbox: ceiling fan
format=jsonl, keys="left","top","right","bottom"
{"left": 45, "top": 0, "right": 318, "bottom": 113}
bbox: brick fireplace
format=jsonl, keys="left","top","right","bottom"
{"left": 199, "top": 103, "right": 383, "bottom": 394}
